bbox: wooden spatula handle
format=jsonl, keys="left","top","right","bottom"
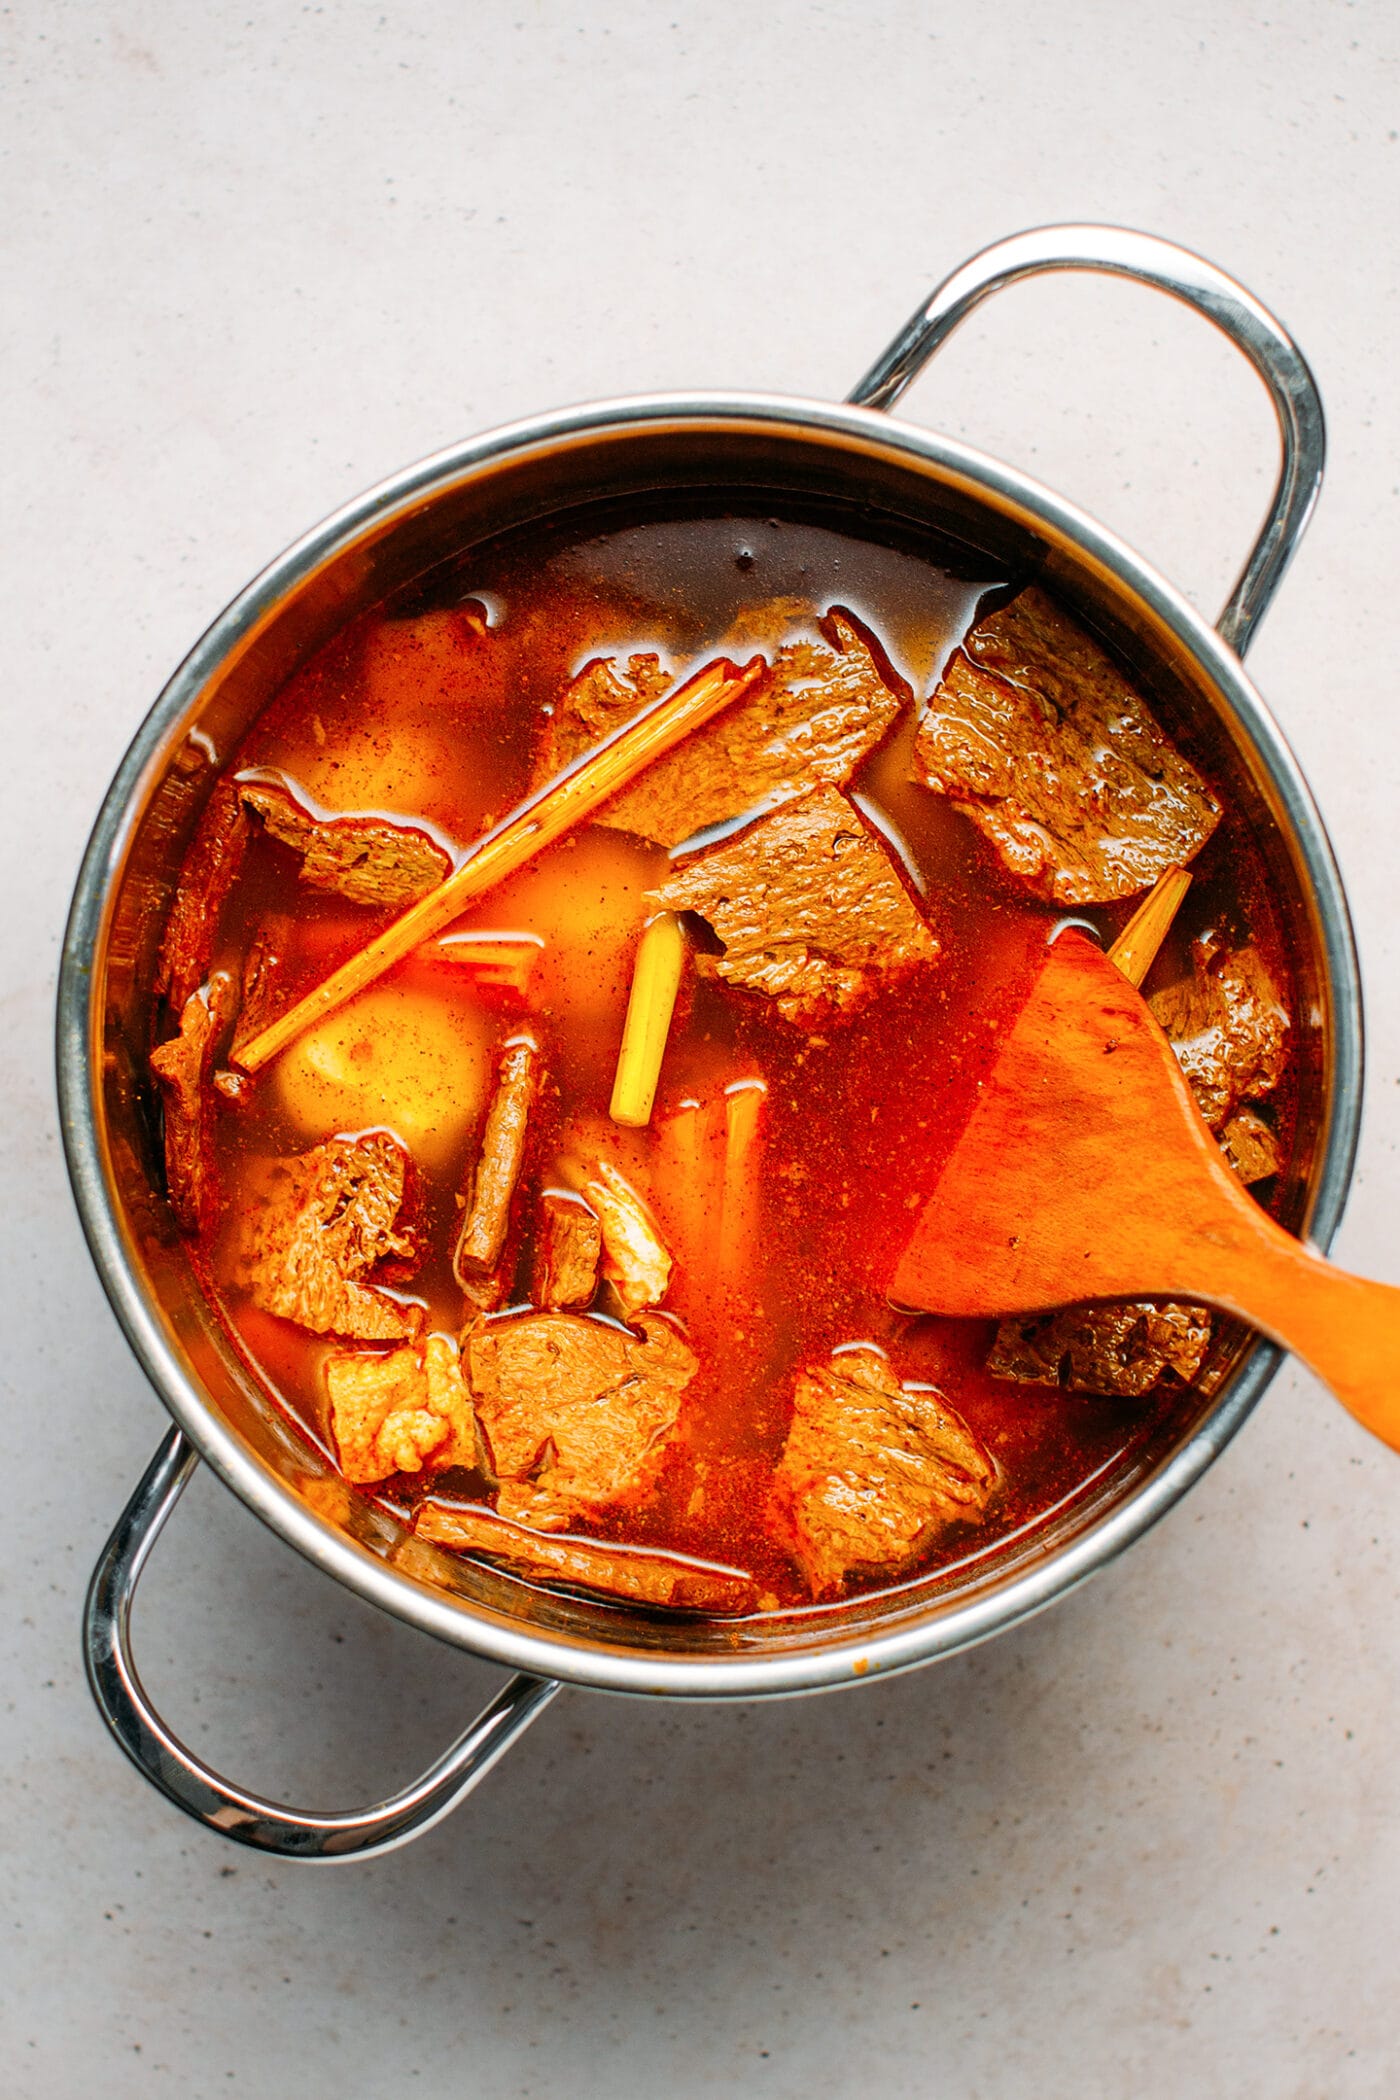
{"left": 1195, "top": 1215, "right": 1400, "bottom": 1452}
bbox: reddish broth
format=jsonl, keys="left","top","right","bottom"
{"left": 173, "top": 501, "right": 1297, "bottom": 1613}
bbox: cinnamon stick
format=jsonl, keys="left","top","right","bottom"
{"left": 453, "top": 1035, "right": 540, "bottom": 1295}
{"left": 234, "top": 654, "right": 767, "bottom": 1072}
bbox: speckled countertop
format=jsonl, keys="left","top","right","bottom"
{"left": 6, "top": 5, "right": 1400, "bottom": 2095}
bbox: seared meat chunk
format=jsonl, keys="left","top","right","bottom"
{"left": 149, "top": 971, "right": 235, "bottom": 1232}
{"left": 239, "top": 777, "right": 451, "bottom": 909}
{"left": 989, "top": 936, "right": 1288, "bottom": 1398}
{"left": 653, "top": 785, "right": 937, "bottom": 1028}
{"left": 416, "top": 1503, "right": 756, "bottom": 1614}
{"left": 915, "top": 587, "right": 1220, "bottom": 904}
{"left": 531, "top": 1191, "right": 602, "bottom": 1310}
{"left": 1148, "top": 938, "right": 1288, "bottom": 1130}
{"left": 1219, "top": 1105, "right": 1282, "bottom": 1184}
{"left": 768, "top": 1347, "right": 996, "bottom": 1598}
{"left": 987, "top": 1301, "right": 1211, "bottom": 1398}
{"left": 536, "top": 610, "right": 904, "bottom": 848}
{"left": 326, "top": 1333, "right": 478, "bottom": 1484}
{"left": 229, "top": 914, "right": 292, "bottom": 1060}
{"left": 454, "top": 1036, "right": 540, "bottom": 1308}
{"left": 466, "top": 1311, "right": 697, "bottom": 1530}
{"left": 536, "top": 652, "right": 674, "bottom": 788}
{"left": 154, "top": 782, "right": 252, "bottom": 1010}
{"left": 238, "top": 1132, "right": 421, "bottom": 1340}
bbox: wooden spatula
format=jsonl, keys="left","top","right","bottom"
{"left": 891, "top": 930, "right": 1400, "bottom": 1452}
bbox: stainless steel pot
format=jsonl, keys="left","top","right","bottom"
{"left": 59, "top": 226, "right": 1362, "bottom": 1862}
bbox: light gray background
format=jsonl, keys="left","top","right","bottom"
{"left": 6, "top": 4, "right": 1399, "bottom": 2095}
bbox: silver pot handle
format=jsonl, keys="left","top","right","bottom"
{"left": 848, "top": 223, "right": 1325, "bottom": 658}
{"left": 84, "top": 1427, "right": 561, "bottom": 1861}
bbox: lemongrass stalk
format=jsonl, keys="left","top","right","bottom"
{"left": 609, "top": 912, "right": 687, "bottom": 1128}
{"left": 720, "top": 1080, "right": 767, "bottom": 1288}
{"left": 1107, "top": 866, "right": 1192, "bottom": 989}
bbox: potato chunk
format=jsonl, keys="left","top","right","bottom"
{"left": 471, "top": 825, "right": 666, "bottom": 1033}
{"left": 273, "top": 982, "right": 492, "bottom": 1174}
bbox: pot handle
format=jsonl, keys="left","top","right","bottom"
{"left": 84, "top": 1427, "right": 561, "bottom": 1862}
{"left": 848, "top": 224, "right": 1325, "bottom": 658}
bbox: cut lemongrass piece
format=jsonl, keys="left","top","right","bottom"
{"left": 1107, "top": 866, "right": 1192, "bottom": 989}
{"left": 720, "top": 1080, "right": 767, "bottom": 1290}
{"left": 434, "top": 933, "right": 545, "bottom": 966}
{"left": 609, "top": 911, "right": 687, "bottom": 1128}
{"left": 651, "top": 1093, "right": 723, "bottom": 1281}
{"left": 432, "top": 932, "right": 544, "bottom": 996}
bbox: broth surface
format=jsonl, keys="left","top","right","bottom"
{"left": 175, "top": 500, "right": 1297, "bottom": 1614}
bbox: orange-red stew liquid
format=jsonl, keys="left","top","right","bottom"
{"left": 190, "top": 500, "right": 1296, "bottom": 1613}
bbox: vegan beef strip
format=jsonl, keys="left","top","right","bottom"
{"left": 536, "top": 651, "right": 673, "bottom": 788}
{"left": 652, "top": 784, "right": 937, "bottom": 1028}
{"left": 987, "top": 1301, "right": 1212, "bottom": 1398}
{"left": 415, "top": 1503, "right": 756, "bottom": 1614}
{"left": 536, "top": 609, "right": 905, "bottom": 849}
{"left": 454, "top": 1036, "right": 541, "bottom": 1310}
{"left": 148, "top": 970, "right": 236, "bottom": 1232}
{"left": 531, "top": 1190, "right": 602, "bottom": 1311}
{"left": 1147, "top": 937, "right": 1288, "bottom": 1130}
{"left": 988, "top": 936, "right": 1289, "bottom": 1397}
{"left": 767, "top": 1347, "right": 996, "bottom": 1599}
{"left": 1219, "top": 1105, "right": 1282, "bottom": 1184}
{"left": 466, "top": 1310, "right": 697, "bottom": 1531}
{"left": 228, "top": 913, "right": 293, "bottom": 1060}
{"left": 914, "top": 586, "right": 1220, "bottom": 904}
{"left": 237, "top": 1131, "right": 422, "bottom": 1341}
{"left": 237, "top": 777, "right": 451, "bottom": 909}
{"left": 153, "top": 781, "right": 252, "bottom": 1011}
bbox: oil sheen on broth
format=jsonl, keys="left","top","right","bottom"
{"left": 157, "top": 499, "right": 1297, "bottom": 1617}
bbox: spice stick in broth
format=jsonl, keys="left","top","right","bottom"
{"left": 1106, "top": 866, "right": 1192, "bottom": 988}
{"left": 233, "top": 654, "right": 767, "bottom": 1073}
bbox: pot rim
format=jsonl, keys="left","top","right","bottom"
{"left": 57, "top": 387, "right": 1364, "bottom": 1699}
